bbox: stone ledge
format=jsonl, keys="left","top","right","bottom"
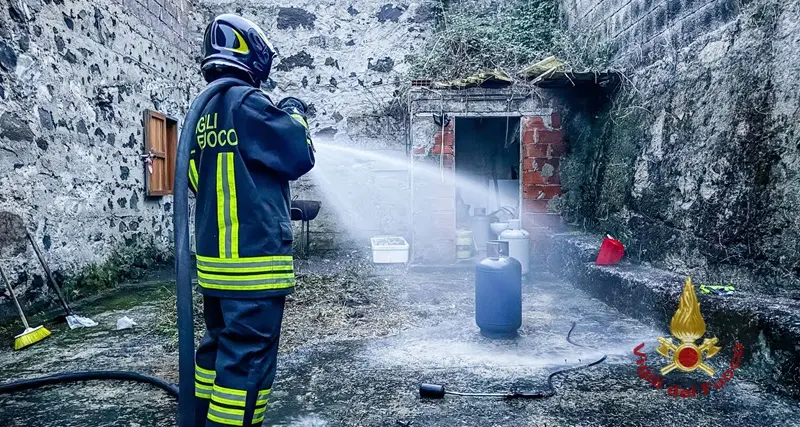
{"left": 543, "top": 230, "right": 800, "bottom": 398}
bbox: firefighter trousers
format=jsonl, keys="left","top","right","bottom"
{"left": 194, "top": 295, "right": 285, "bottom": 427}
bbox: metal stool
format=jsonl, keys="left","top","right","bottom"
{"left": 290, "top": 200, "right": 321, "bottom": 258}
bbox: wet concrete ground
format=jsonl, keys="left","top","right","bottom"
{"left": 0, "top": 285, "right": 177, "bottom": 426}
{"left": 2, "top": 261, "right": 799, "bottom": 426}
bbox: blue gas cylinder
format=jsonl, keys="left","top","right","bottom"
{"left": 475, "top": 241, "right": 522, "bottom": 338}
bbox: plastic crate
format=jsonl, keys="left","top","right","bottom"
{"left": 370, "top": 236, "right": 409, "bottom": 264}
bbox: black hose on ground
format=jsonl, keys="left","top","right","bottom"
{"left": 565, "top": 321, "right": 586, "bottom": 348}
{"left": 0, "top": 371, "right": 178, "bottom": 398}
{"left": 503, "top": 353, "right": 607, "bottom": 399}
{"left": 505, "top": 321, "right": 607, "bottom": 399}
{"left": 420, "top": 322, "right": 608, "bottom": 399}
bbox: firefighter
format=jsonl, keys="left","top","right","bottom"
{"left": 188, "top": 14, "right": 315, "bottom": 427}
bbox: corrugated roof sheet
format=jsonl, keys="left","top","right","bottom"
{"left": 412, "top": 70, "right": 513, "bottom": 89}
{"left": 519, "top": 56, "right": 619, "bottom": 88}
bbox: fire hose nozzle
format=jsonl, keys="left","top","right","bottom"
{"left": 419, "top": 383, "right": 446, "bottom": 399}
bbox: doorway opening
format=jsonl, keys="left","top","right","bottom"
{"left": 454, "top": 116, "right": 521, "bottom": 231}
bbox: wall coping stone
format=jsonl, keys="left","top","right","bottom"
{"left": 542, "top": 229, "right": 800, "bottom": 398}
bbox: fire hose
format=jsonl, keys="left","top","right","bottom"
{"left": 0, "top": 371, "right": 178, "bottom": 397}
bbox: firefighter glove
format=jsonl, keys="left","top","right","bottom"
{"left": 277, "top": 97, "right": 308, "bottom": 118}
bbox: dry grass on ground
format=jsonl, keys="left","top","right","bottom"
{"left": 152, "top": 261, "right": 411, "bottom": 354}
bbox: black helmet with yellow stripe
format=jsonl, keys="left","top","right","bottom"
{"left": 201, "top": 14, "right": 276, "bottom": 85}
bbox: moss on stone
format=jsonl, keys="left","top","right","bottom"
{"left": 86, "top": 283, "right": 171, "bottom": 314}
{"left": 555, "top": 0, "right": 800, "bottom": 297}
{"left": 63, "top": 237, "right": 173, "bottom": 301}
{"left": 558, "top": 86, "right": 624, "bottom": 228}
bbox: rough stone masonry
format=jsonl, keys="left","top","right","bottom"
{"left": 193, "top": 0, "right": 435, "bottom": 250}
{"left": 0, "top": 1, "right": 436, "bottom": 318}
{"left": 560, "top": 0, "right": 800, "bottom": 296}
{"left": 0, "top": 0, "right": 198, "bottom": 318}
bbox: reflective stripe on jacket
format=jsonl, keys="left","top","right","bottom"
{"left": 188, "top": 79, "right": 315, "bottom": 298}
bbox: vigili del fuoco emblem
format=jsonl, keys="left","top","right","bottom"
{"left": 633, "top": 276, "right": 745, "bottom": 398}
{"left": 655, "top": 277, "right": 722, "bottom": 376}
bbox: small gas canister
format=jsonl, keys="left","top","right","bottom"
{"left": 596, "top": 235, "right": 625, "bottom": 265}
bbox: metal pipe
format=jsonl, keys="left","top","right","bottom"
{"left": 0, "top": 265, "right": 31, "bottom": 330}
{"left": 446, "top": 390, "right": 510, "bottom": 397}
{"left": 410, "top": 95, "right": 530, "bottom": 103}
{"left": 26, "top": 230, "right": 73, "bottom": 315}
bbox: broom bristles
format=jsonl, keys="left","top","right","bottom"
{"left": 14, "top": 325, "right": 51, "bottom": 350}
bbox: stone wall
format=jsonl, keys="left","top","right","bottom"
{"left": 195, "top": 0, "right": 436, "bottom": 252}
{"left": 562, "top": 0, "right": 739, "bottom": 65}
{"left": 559, "top": 0, "right": 800, "bottom": 296}
{"left": 0, "top": 0, "right": 435, "bottom": 318}
{"left": 0, "top": 0, "right": 197, "bottom": 316}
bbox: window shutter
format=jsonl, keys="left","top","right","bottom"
{"left": 144, "top": 110, "right": 179, "bottom": 196}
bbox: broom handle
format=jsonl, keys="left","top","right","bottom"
{"left": 26, "top": 230, "right": 72, "bottom": 314}
{"left": 0, "top": 265, "right": 31, "bottom": 329}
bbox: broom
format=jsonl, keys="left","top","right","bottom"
{"left": 0, "top": 265, "right": 51, "bottom": 350}
{"left": 26, "top": 229, "right": 96, "bottom": 329}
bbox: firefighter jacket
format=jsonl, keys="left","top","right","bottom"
{"left": 188, "top": 79, "right": 315, "bottom": 299}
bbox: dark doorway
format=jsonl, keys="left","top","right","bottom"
{"left": 454, "top": 117, "right": 521, "bottom": 226}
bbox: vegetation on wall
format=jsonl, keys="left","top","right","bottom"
{"left": 554, "top": 0, "right": 800, "bottom": 297}
{"left": 409, "top": 0, "right": 620, "bottom": 82}
{"left": 408, "top": 0, "right": 631, "bottom": 225}
{"left": 410, "top": 0, "right": 559, "bottom": 81}
{"left": 557, "top": 85, "right": 640, "bottom": 228}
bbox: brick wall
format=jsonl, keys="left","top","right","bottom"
{"left": 408, "top": 89, "right": 555, "bottom": 265}
{"left": 521, "top": 113, "right": 564, "bottom": 232}
{"left": 415, "top": 111, "right": 565, "bottom": 262}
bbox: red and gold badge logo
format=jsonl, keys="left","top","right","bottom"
{"left": 655, "top": 277, "right": 722, "bottom": 376}
{"left": 633, "top": 277, "right": 745, "bottom": 398}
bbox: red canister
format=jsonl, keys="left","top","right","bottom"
{"left": 596, "top": 235, "right": 625, "bottom": 265}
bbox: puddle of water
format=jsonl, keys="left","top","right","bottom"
{"left": 366, "top": 337, "right": 606, "bottom": 371}
{"left": 274, "top": 415, "right": 331, "bottom": 427}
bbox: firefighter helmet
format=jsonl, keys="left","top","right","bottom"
{"left": 201, "top": 14, "right": 276, "bottom": 85}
